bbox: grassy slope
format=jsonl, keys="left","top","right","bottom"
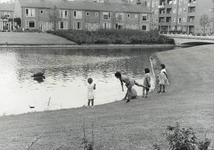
{"left": 0, "top": 32, "right": 75, "bottom": 45}
{"left": 0, "top": 45, "right": 214, "bottom": 149}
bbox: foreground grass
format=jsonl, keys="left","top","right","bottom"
{"left": 0, "top": 45, "right": 214, "bottom": 149}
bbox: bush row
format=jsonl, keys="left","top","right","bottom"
{"left": 46, "top": 29, "right": 175, "bottom": 45}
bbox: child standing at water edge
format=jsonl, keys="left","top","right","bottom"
{"left": 87, "top": 78, "right": 96, "bottom": 108}
{"left": 142, "top": 68, "right": 151, "bottom": 98}
{"left": 158, "top": 64, "right": 169, "bottom": 93}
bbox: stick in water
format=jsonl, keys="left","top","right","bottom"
{"left": 48, "top": 97, "right": 51, "bottom": 106}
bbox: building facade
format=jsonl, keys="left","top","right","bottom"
{"left": 140, "top": 0, "right": 214, "bottom": 34}
{"left": 14, "top": 0, "right": 151, "bottom": 32}
{"left": 0, "top": 3, "right": 14, "bottom": 31}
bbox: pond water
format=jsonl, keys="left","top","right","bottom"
{"left": 0, "top": 46, "right": 176, "bottom": 116}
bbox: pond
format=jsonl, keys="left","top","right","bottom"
{"left": 0, "top": 46, "right": 176, "bottom": 116}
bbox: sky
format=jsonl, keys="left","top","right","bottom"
{"left": 0, "top": 0, "right": 13, "bottom": 3}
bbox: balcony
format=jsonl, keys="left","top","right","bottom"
{"left": 166, "top": 0, "right": 173, "bottom": 5}
{"left": 158, "top": 5, "right": 165, "bottom": 8}
{"left": 188, "top": 0, "right": 196, "bottom": 7}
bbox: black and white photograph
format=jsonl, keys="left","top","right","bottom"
{"left": 0, "top": 0, "right": 213, "bottom": 149}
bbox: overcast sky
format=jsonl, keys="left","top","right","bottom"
{"left": 0, "top": 0, "right": 13, "bottom": 3}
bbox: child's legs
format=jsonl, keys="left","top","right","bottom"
{"left": 91, "top": 99, "right": 94, "bottom": 106}
{"left": 142, "top": 88, "right": 146, "bottom": 96}
{"left": 88, "top": 99, "right": 91, "bottom": 106}
{"left": 162, "top": 85, "right": 165, "bottom": 92}
{"left": 127, "top": 84, "right": 133, "bottom": 95}
{"left": 142, "top": 88, "right": 148, "bottom": 97}
{"left": 158, "top": 84, "right": 162, "bottom": 92}
{"left": 88, "top": 99, "right": 93, "bottom": 106}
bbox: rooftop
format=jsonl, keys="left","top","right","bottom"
{"left": 18, "top": 0, "right": 150, "bottom": 13}
{"left": 0, "top": 3, "right": 14, "bottom": 11}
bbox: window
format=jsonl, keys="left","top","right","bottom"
{"left": 152, "top": 2, "right": 154, "bottom": 7}
{"left": 25, "top": 20, "right": 35, "bottom": 28}
{"left": 142, "top": 14, "right": 148, "bottom": 21}
{"left": 127, "top": 14, "right": 130, "bottom": 18}
{"left": 178, "top": 18, "right": 182, "bottom": 24}
{"left": 95, "top": 12, "right": 99, "bottom": 17}
{"left": 85, "top": 23, "right": 99, "bottom": 31}
{"left": 60, "top": 10, "right": 68, "bottom": 18}
{"left": 29, "top": 21, "right": 35, "bottom": 28}
{"left": 73, "top": 21, "right": 82, "bottom": 30}
{"left": 103, "top": 22, "right": 111, "bottom": 29}
{"left": 38, "top": 22, "right": 43, "bottom": 30}
{"left": 142, "top": 25, "right": 147, "bottom": 31}
{"left": 25, "top": 8, "right": 35, "bottom": 17}
{"left": 73, "top": 11, "right": 82, "bottom": 19}
{"left": 115, "top": 13, "right": 124, "bottom": 21}
{"left": 115, "top": 23, "right": 123, "bottom": 29}
{"left": 40, "top": 10, "right": 43, "bottom": 14}
{"left": 25, "top": 20, "right": 29, "bottom": 28}
{"left": 179, "top": 8, "right": 182, "bottom": 14}
{"left": 156, "top": 2, "right": 158, "bottom": 6}
{"left": 103, "top": 12, "right": 111, "bottom": 20}
{"left": 126, "top": 24, "right": 139, "bottom": 30}
{"left": 86, "top": 12, "right": 90, "bottom": 16}
{"left": 60, "top": 21, "right": 68, "bottom": 29}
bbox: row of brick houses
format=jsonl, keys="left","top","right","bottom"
{"left": 2, "top": 0, "right": 214, "bottom": 34}
{"left": 0, "top": 3, "right": 14, "bottom": 31}
{"left": 10, "top": 0, "right": 151, "bottom": 31}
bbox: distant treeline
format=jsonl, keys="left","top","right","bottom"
{"left": 47, "top": 29, "right": 175, "bottom": 45}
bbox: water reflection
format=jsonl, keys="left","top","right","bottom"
{"left": 0, "top": 46, "right": 175, "bottom": 116}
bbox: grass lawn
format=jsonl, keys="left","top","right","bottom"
{"left": 0, "top": 32, "right": 75, "bottom": 45}
{"left": 0, "top": 45, "right": 213, "bottom": 149}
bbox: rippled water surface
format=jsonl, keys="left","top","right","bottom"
{"left": 0, "top": 46, "right": 175, "bottom": 116}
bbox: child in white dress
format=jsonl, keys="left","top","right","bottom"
{"left": 142, "top": 68, "right": 151, "bottom": 98}
{"left": 87, "top": 78, "right": 96, "bottom": 108}
{"left": 158, "top": 64, "right": 169, "bottom": 93}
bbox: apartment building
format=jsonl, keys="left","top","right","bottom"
{"left": 0, "top": 3, "right": 14, "bottom": 31}
{"left": 139, "top": 0, "right": 214, "bottom": 34}
{"left": 70, "top": 0, "right": 135, "bottom": 4}
{"left": 14, "top": 0, "right": 151, "bottom": 32}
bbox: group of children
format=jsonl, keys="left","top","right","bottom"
{"left": 86, "top": 64, "right": 169, "bottom": 107}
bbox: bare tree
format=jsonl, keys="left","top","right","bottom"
{"left": 48, "top": 5, "right": 61, "bottom": 31}
{"left": 199, "top": 14, "right": 212, "bottom": 34}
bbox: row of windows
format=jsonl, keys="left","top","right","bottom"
{"left": 159, "top": 16, "right": 195, "bottom": 23}
{"left": 25, "top": 20, "right": 148, "bottom": 31}
{"left": 24, "top": 8, "right": 149, "bottom": 21}
{"left": 144, "top": 0, "right": 196, "bottom": 8}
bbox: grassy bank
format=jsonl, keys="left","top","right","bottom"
{"left": 0, "top": 45, "right": 213, "bottom": 149}
{"left": 47, "top": 29, "right": 175, "bottom": 45}
{"left": 0, "top": 32, "right": 75, "bottom": 45}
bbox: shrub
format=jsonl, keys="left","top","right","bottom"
{"left": 156, "top": 122, "right": 211, "bottom": 150}
{"left": 47, "top": 29, "right": 174, "bottom": 45}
